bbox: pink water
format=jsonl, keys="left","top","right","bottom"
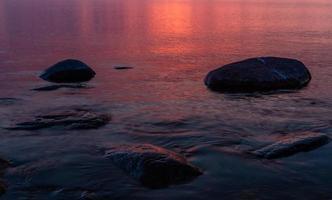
{"left": 0, "top": 0, "right": 332, "bottom": 199}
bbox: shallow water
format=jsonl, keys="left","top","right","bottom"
{"left": 0, "top": 0, "right": 332, "bottom": 199}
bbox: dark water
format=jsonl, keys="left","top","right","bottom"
{"left": 1, "top": 0, "right": 332, "bottom": 199}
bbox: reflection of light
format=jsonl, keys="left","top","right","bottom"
{"left": 0, "top": 1, "right": 6, "bottom": 40}
{"left": 148, "top": 1, "right": 194, "bottom": 56}
{"left": 77, "top": 0, "right": 94, "bottom": 35}
{"left": 149, "top": 1, "right": 192, "bottom": 37}
{"left": 150, "top": 43, "right": 195, "bottom": 56}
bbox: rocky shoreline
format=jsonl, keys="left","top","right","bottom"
{"left": 0, "top": 57, "right": 330, "bottom": 195}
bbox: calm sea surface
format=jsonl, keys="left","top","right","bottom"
{"left": 0, "top": 0, "right": 332, "bottom": 199}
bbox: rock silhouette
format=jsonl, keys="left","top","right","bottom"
{"left": 40, "top": 59, "right": 96, "bottom": 83}
{"left": 114, "top": 66, "right": 133, "bottom": 70}
{"left": 205, "top": 57, "right": 311, "bottom": 92}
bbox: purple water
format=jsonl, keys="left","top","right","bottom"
{"left": 0, "top": 0, "right": 332, "bottom": 199}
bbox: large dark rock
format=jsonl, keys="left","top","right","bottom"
{"left": 252, "top": 132, "right": 329, "bottom": 159}
{"left": 6, "top": 108, "right": 111, "bottom": 130}
{"left": 40, "top": 59, "right": 96, "bottom": 83}
{"left": 204, "top": 57, "right": 311, "bottom": 92}
{"left": 105, "top": 144, "right": 202, "bottom": 188}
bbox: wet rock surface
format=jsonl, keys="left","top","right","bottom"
{"left": 251, "top": 132, "right": 330, "bottom": 159}
{"left": 5, "top": 108, "right": 111, "bottom": 130}
{"left": 205, "top": 57, "right": 311, "bottom": 92}
{"left": 40, "top": 59, "right": 96, "bottom": 83}
{"left": 105, "top": 144, "right": 202, "bottom": 188}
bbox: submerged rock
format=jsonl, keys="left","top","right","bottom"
{"left": 0, "top": 98, "right": 20, "bottom": 106}
{"left": 252, "top": 132, "right": 329, "bottom": 159}
{"left": 6, "top": 108, "right": 111, "bottom": 130}
{"left": 40, "top": 59, "right": 96, "bottom": 83}
{"left": 0, "top": 158, "right": 10, "bottom": 169}
{"left": 0, "top": 157, "right": 10, "bottom": 196}
{"left": 105, "top": 144, "right": 202, "bottom": 188}
{"left": 0, "top": 182, "right": 5, "bottom": 195}
{"left": 32, "top": 84, "right": 89, "bottom": 91}
{"left": 204, "top": 57, "right": 311, "bottom": 92}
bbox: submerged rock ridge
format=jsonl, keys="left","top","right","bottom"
{"left": 252, "top": 132, "right": 329, "bottom": 159}
{"left": 40, "top": 59, "right": 96, "bottom": 83}
{"left": 6, "top": 108, "right": 111, "bottom": 130}
{"left": 105, "top": 144, "right": 202, "bottom": 188}
{"left": 204, "top": 57, "right": 311, "bottom": 92}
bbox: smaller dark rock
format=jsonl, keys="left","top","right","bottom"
{"left": 40, "top": 59, "right": 96, "bottom": 83}
{"left": 6, "top": 108, "right": 111, "bottom": 130}
{"left": 113, "top": 66, "right": 133, "bottom": 70}
{"left": 32, "top": 84, "right": 89, "bottom": 91}
{"left": 252, "top": 132, "right": 329, "bottom": 159}
{"left": 105, "top": 144, "right": 202, "bottom": 188}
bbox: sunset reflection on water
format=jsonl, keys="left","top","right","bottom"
{"left": 0, "top": 0, "right": 332, "bottom": 102}
{"left": 1, "top": 0, "right": 332, "bottom": 199}
{"left": 1, "top": 0, "right": 332, "bottom": 70}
